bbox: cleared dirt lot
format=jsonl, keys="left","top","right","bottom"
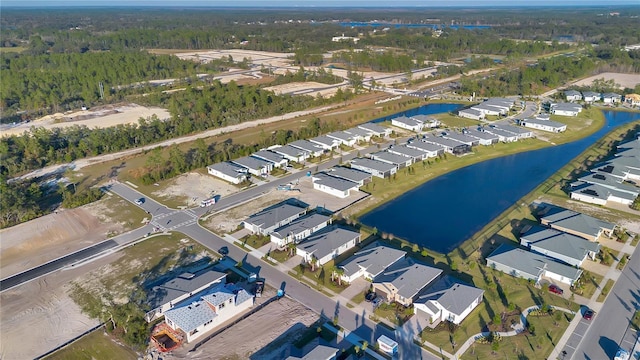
{"left": 572, "top": 72, "right": 640, "bottom": 89}
{"left": 264, "top": 81, "right": 348, "bottom": 98}
{"left": 175, "top": 49, "right": 294, "bottom": 69}
{"left": 165, "top": 294, "right": 319, "bottom": 360}
{"left": 152, "top": 171, "right": 239, "bottom": 207}
{"left": 1, "top": 103, "right": 170, "bottom": 137}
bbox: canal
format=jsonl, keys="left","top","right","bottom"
{"left": 360, "top": 110, "right": 640, "bottom": 254}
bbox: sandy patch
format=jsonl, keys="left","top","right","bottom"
{"left": 571, "top": 72, "right": 640, "bottom": 89}
{"left": 0, "top": 206, "right": 121, "bottom": 278}
{"left": 204, "top": 191, "right": 291, "bottom": 234}
{"left": 264, "top": 81, "right": 349, "bottom": 98}
{"left": 153, "top": 172, "right": 239, "bottom": 207}
{"left": 176, "top": 49, "right": 294, "bottom": 69}
{"left": 165, "top": 294, "right": 319, "bottom": 360}
{"left": 2, "top": 104, "right": 170, "bottom": 137}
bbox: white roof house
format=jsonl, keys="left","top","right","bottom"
{"left": 327, "top": 166, "right": 372, "bottom": 186}
{"left": 351, "top": 158, "right": 397, "bottom": 178}
{"left": 414, "top": 277, "right": 484, "bottom": 325}
{"left": 339, "top": 245, "right": 406, "bottom": 283}
{"left": 486, "top": 244, "right": 583, "bottom": 286}
{"left": 471, "top": 103, "right": 504, "bottom": 116}
{"left": 391, "top": 116, "right": 424, "bottom": 132}
{"left": 252, "top": 150, "right": 288, "bottom": 168}
{"left": 551, "top": 103, "right": 582, "bottom": 117}
{"left": 243, "top": 201, "right": 308, "bottom": 235}
{"left": 370, "top": 151, "right": 413, "bottom": 168}
{"left": 464, "top": 128, "right": 499, "bottom": 145}
{"left": 410, "top": 115, "right": 440, "bottom": 128}
{"left": 270, "top": 145, "right": 310, "bottom": 163}
{"left": 518, "top": 118, "right": 567, "bottom": 133}
{"left": 582, "top": 91, "right": 601, "bottom": 103}
{"left": 564, "top": 90, "right": 582, "bottom": 102}
{"left": 520, "top": 226, "right": 600, "bottom": 267}
{"left": 494, "top": 124, "right": 534, "bottom": 139}
{"left": 231, "top": 156, "right": 274, "bottom": 176}
{"left": 458, "top": 108, "right": 485, "bottom": 120}
{"left": 309, "top": 136, "right": 340, "bottom": 150}
{"left": 145, "top": 270, "right": 227, "bottom": 322}
{"left": 163, "top": 283, "right": 254, "bottom": 343}
{"left": 311, "top": 173, "right": 360, "bottom": 198}
{"left": 296, "top": 226, "right": 361, "bottom": 266}
{"left": 344, "top": 127, "right": 373, "bottom": 142}
{"left": 358, "top": 122, "right": 392, "bottom": 137}
{"left": 602, "top": 92, "right": 622, "bottom": 104}
{"left": 270, "top": 213, "right": 332, "bottom": 248}
{"left": 207, "top": 162, "right": 248, "bottom": 184}
{"left": 405, "top": 140, "right": 444, "bottom": 157}
{"left": 373, "top": 257, "right": 443, "bottom": 306}
{"left": 326, "top": 131, "right": 357, "bottom": 147}
{"left": 289, "top": 140, "right": 325, "bottom": 157}
{"left": 387, "top": 145, "right": 430, "bottom": 161}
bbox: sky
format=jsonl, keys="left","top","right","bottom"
{"left": 2, "top": 0, "right": 640, "bottom": 7}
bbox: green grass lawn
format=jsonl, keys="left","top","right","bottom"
{"left": 432, "top": 113, "right": 481, "bottom": 128}
{"left": 289, "top": 261, "right": 349, "bottom": 295}
{"left": 351, "top": 290, "right": 367, "bottom": 305}
{"left": 596, "top": 279, "right": 615, "bottom": 302}
{"left": 44, "top": 329, "right": 138, "bottom": 360}
{"left": 572, "top": 270, "right": 603, "bottom": 299}
{"left": 617, "top": 254, "right": 630, "bottom": 270}
{"left": 269, "top": 249, "right": 295, "bottom": 263}
{"left": 239, "top": 233, "right": 271, "bottom": 249}
{"left": 631, "top": 310, "right": 640, "bottom": 331}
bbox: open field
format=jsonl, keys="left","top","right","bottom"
{"left": 571, "top": 72, "right": 640, "bottom": 89}
{"left": 173, "top": 49, "right": 295, "bottom": 69}
{"left": 265, "top": 81, "right": 348, "bottom": 98}
{"left": 1, "top": 103, "right": 170, "bottom": 137}
{"left": 43, "top": 329, "right": 138, "bottom": 360}
{"left": 146, "top": 170, "right": 239, "bottom": 208}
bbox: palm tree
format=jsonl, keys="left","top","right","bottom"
{"left": 287, "top": 242, "right": 296, "bottom": 257}
{"left": 310, "top": 256, "right": 318, "bottom": 272}
{"left": 334, "top": 267, "right": 345, "bottom": 285}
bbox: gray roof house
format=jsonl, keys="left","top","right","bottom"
{"left": 252, "top": 150, "right": 288, "bottom": 168}
{"left": 344, "top": 127, "right": 373, "bottom": 142}
{"left": 271, "top": 145, "right": 310, "bottom": 163}
{"left": 520, "top": 226, "right": 601, "bottom": 267}
{"left": 338, "top": 244, "right": 407, "bottom": 283}
{"left": 289, "top": 140, "right": 325, "bottom": 157}
{"left": 206, "top": 162, "right": 248, "bottom": 184}
{"left": 471, "top": 103, "right": 505, "bottom": 116}
{"left": 518, "top": 118, "right": 567, "bottom": 133}
{"left": 285, "top": 344, "right": 339, "bottom": 360}
{"left": 423, "top": 136, "right": 471, "bottom": 155}
{"left": 570, "top": 182, "right": 637, "bottom": 207}
{"left": 494, "top": 124, "right": 534, "bottom": 139}
{"left": 326, "top": 131, "right": 356, "bottom": 147}
{"left": 243, "top": 201, "right": 308, "bottom": 235}
{"left": 414, "top": 276, "right": 485, "bottom": 325}
{"left": 464, "top": 128, "right": 499, "bottom": 145}
{"left": 540, "top": 208, "right": 616, "bottom": 242}
{"left": 486, "top": 244, "right": 583, "bottom": 286}
{"left": 484, "top": 127, "right": 518, "bottom": 142}
{"left": 350, "top": 158, "right": 397, "bottom": 178}
{"left": 357, "top": 122, "right": 392, "bottom": 137}
{"left": 270, "top": 213, "right": 332, "bottom": 247}
{"left": 602, "top": 92, "right": 622, "bottom": 104}
{"left": 309, "top": 135, "right": 339, "bottom": 150}
{"left": 145, "top": 270, "right": 227, "bottom": 322}
{"left": 311, "top": 173, "right": 360, "bottom": 199}
{"left": 442, "top": 132, "right": 479, "bottom": 147}
{"left": 387, "top": 145, "right": 430, "bottom": 161}
{"left": 582, "top": 91, "right": 601, "bottom": 102}
{"left": 372, "top": 257, "right": 443, "bottom": 306}
{"left": 458, "top": 108, "right": 485, "bottom": 120}
{"left": 564, "top": 90, "right": 582, "bottom": 102}
{"left": 231, "top": 156, "right": 274, "bottom": 176}
{"left": 551, "top": 103, "right": 582, "bottom": 116}
{"left": 391, "top": 116, "right": 424, "bottom": 131}
{"left": 327, "top": 166, "right": 372, "bottom": 186}
{"left": 371, "top": 151, "right": 413, "bottom": 168}
{"left": 410, "top": 115, "right": 440, "bottom": 128}
{"left": 594, "top": 156, "right": 640, "bottom": 182}
{"left": 296, "top": 226, "right": 361, "bottom": 266}
{"left": 405, "top": 140, "right": 444, "bottom": 157}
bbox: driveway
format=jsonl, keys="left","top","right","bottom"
{"left": 340, "top": 277, "right": 370, "bottom": 304}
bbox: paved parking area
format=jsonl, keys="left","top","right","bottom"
{"left": 560, "top": 310, "right": 591, "bottom": 359}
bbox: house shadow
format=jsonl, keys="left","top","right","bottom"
{"left": 478, "top": 234, "right": 516, "bottom": 260}
{"left": 249, "top": 321, "right": 317, "bottom": 360}
{"left": 510, "top": 218, "right": 538, "bottom": 239}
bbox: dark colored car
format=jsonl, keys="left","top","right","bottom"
{"left": 219, "top": 246, "right": 229, "bottom": 256}
{"left": 365, "top": 292, "right": 377, "bottom": 302}
{"left": 134, "top": 197, "right": 145, "bottom": 205}
{"left": 583, "top": 309, "right": 595, "bottom": 320}
{"left": 549, "top": 284, "right": 563, "bottom": 295}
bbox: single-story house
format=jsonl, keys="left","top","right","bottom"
{"left": 311, "top": 173, "right": 360, "bottom": 198}
{"left": 338, "top": 245, "right": 407, "bottom": 283}
{"left": 423, "top": 136, "right": 471, "bottom": 155}
{"left": 484, "top": 127, "right": 518, "bottom": 142}
{"left": 350, "top": 158, "right": 397, "bottom": 178}
{"left": 540, "top": 208, "right": 616, "bottom": 242}
{"left": 577, "top": 172, "right": 639, "bottom": 197}
{"left": 344, "top": 127, "right": 373, "bottom": 143}
{"left": 372, "top": 257, "right": 443, "bottom": 307}
{"left": 243, "top": 201, "right": 308, "bottom": 235}
{"left": 145, "top": 270, "right": 227, "bottom": 322}
{"left": 582, "top": 91, "right": 601, "bottom": 103}
{"left": 163, "top": 283, "right": 254, "bottom": 343}
{"left": 358, "top": 122, "right": 392, "bottom": 137}
{"left": 285, "top": 344, "right": 339, "bottom": 360}
{"left": 464, "top": 129, "right": 499, "bottom": 145}
{"left": 391, "top": 116, "right": 424, "bottom": 132}
{"left": 570, "top": 182, "right": 637, "bottom": 206}
{"left": 207, "top": 162, "right": 248, "bottom": 184}
{"left": 551, "top": 103, "right": 582, "bottom": 117}
{"left": 518, "top": 118, "right": 567, "bottom": 133}
{"left": 270, "top": 213, "right": 332, "bottom": 247}
{"left": 471, "top": 103, "right": 504, "bottom": 116}
{"left": 486, "top": 244, "right": 583, "bottom": 286}
{"left": 624, "top": 93, "right": 640, "bottom": 106}
{"left": 309, "top": 136, "right": 340, "bottom": 151}
{"left": 387, "top": 145, "right": 430, "bottom": 161}
{"left": 231, "top": 156, "right": 273, "bottom": 177}
{"left": 270, "top": 145, "right": 309, "bottom": 163}
{"left": 602, "top": 93, "right": 622, "bottom": 104}
{"left": 327, "top": 166, "right": 372, "bottom": 186}
{"left": 326, "top": 131, "right": 357, "bottom": 147}
{"left": 414, "top": 277, "right": 484, "bottom": 326}
{"left": 371, "top": 151, "right": 413, "bottom": 168}
{"left": 252, "top": 150, "right": 288, "bottom": 168}
{"left": 405, "top": 140, "right": 444, "bottom": 157}
{"left": 458, "top": 108, "right": 485, "bottom": 120}
{"left": 410, "top": 115, "right": 440, "bottom": 128}
{"left": 494, "top": 124, "right": 534, "bottom": 139}
{"left": 520, "top": 226, "right": 600, "bottom": 267}
{"left": 594, "top": 157, "right": 640, "bottom": 182}
{"left": 289, "top": 140, "right": 325, "bottom": 158}
{"left": 564, "top": 90, "right": 582, "bottom": 102}
{"left": 296, "top": 226, "right": 361, "bottom": 266}
{"left": 442, "top": 132, "right": 479, "bottom": 147}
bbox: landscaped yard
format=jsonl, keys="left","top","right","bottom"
{"left": 44, "top": 329, "right": 138, "bottom": 360}
{"left": 239, "top": 233, "right": 271, "bottom": 249}
{"left": 596, "top": 279, "right": 615, "bottom": 302}
{"left": 289, "top": 260, "right": 350, "bottom": 295}
{"left": 432, "top": 113, "right": 481, "bottom": 128}
{"left": 572, "top": 270, "right": 603, "bottom": 299}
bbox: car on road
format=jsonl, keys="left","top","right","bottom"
{"left": 365, "top": 292, "right": 377, "bottom": 302}
{"left": 219, "top": 246, "right": 229, "bottom": 256}
{"left": 583, "top": 309, "right": 595, "bottom": 320}
{"left": 134, "top": 197, "right": 145, "bottom": 205}
{"left": 549, "top": 284, "right": 563, "bottom": 295}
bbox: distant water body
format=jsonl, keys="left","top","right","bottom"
{"left": 360, "top": 110, "right": 640, "bottom": 254}
{"left": 339, "top": 22, "right": 491, "bottom": 30}
{"left": 371, "top": 103, "right": 464, "bottom": 123}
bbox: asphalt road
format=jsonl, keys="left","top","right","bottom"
{"left": 569, "top": 248, "right": 640, "bottom": 360}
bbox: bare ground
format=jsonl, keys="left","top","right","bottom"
{"left": 204, "top": 191, "right": 291, "bottom": 234}
{"left": 152, "top": 172, "right": 238, "bottom": 207}
{"left": 163, "top": 293, "right": 319, "bottom": 360}
{"left": 571, "top": 72, "right": 640, "bottom": 89}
